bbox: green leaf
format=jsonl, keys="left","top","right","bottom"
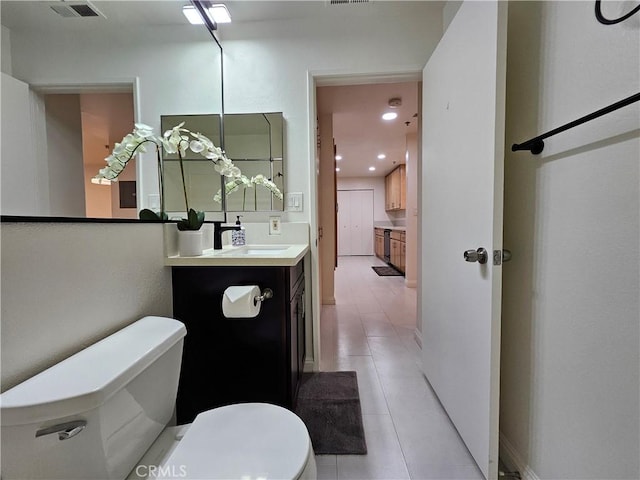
{"left": 138, "top": 209, "right": 166, "bottom": 221}
{"left": 177, "top": 208, "right": 205, "bottom": 231}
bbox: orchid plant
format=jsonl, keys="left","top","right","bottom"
{"left": 93, "top": 122, "right": 241, "bottom": 230}
{"left": 214, "top": 173, "right": 283, "bottom": 210}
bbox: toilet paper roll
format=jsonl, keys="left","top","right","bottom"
{"left": 222, "top": 285, "right": 261, "bottom": 318}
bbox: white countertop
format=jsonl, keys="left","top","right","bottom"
{"left": 165, "top": 244, "right": 309, "bottom": 267}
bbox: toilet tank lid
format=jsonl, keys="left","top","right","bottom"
{"left": 1, "top": 316, "right": 186, "bottom": 426}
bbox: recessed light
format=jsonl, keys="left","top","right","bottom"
{"left": 335, "top": 167, "right": 341, "bottom": 172}
{"left": 377, "top": 153, "right": 386, "bottom": 160}
{"left": 368, "top": 166, "right": 376, "bottom": 171}
{"left": 382, "top": 112, "right": 397, "bottom": 121}
{"left": 335, "top": 155, "right": 342, "bottom": 161}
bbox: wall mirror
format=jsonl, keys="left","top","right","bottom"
{"left": 161, "top": 112, "right": 285, "bottom": 212}
{"left": 160, "top": 114, "right": 223, "bottom": 214}
{"left": 0, "top": 1, "right": 222, "bottom": 221}
{"left": 224, "top": 113, "right": 285, "bottom": 212}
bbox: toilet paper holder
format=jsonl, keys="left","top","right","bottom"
{"left": 254, "top": 288, "right": 273, "bottom": 306}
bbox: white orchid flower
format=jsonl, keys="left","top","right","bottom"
{"left": 190, "top": 132, "right": 214, "bottom": 149}
{"left": 189, "top": 139, "right": 205, "bottom": 153}
{"left": 134, "top": 123, "right": 155, "bottom": 138}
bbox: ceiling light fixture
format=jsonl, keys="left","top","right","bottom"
{"left": 336, "top": 167, "right": 341, "bottom": 172}
{"left": 210, "top": 4, "right": 231, "bottom": 23}
{"left": 183, "top": 4, "right": 231, "bottom": 26}
{"left": 382, "top": 112, "right": 397, "bottom": 121}
{"left": 377, "top": 153, "right": 386, "bottom": 159}
{"left": 368, "top": 166, "right": 376, "bottom": 171}
{"left": 335, "top": 155, "right": 342, "bottom": 161}
{"left": 183, "top": 5, "right": 206, "bottom": 24}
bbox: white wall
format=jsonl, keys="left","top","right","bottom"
{"left": 501, "top": 2, "right": 639, "bottom": 479}
{"left": 8, "top": 25, "right": 221, "bottom": 213}
{"left": 1, "top": 25, "right": 11, "bottom": 75}
{"left": 337, "top": 177, "right": 390, "bottom": 224}
{"left": 0, "top": 222, "right": 172, "bottom": 391}
{"left": 0, "top": 74, "right": 48, "bottom": 215}
{"left": 44, "top": 94, "right": 86, "bottom": 217}
{"left": 405, "top": 133, "right": 418, "bottom": 287}
{"left": 219, "top": 2, "right": 443, "bottom": 225}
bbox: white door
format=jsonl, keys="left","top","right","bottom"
{"left": 421, "top": 2, "right": 507, "bottom": 480}
{"left": 337, "top": 190, "right": 351, "bottom": 256}
{"left": 350, "top": 190, "right": 374, "bottom": 255}
{"left": 338, "top": 190, "right": 374, "bottom": 256}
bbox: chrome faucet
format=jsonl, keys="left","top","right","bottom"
{"left": 213, "top": 221, "right": 241, "bottom": 250}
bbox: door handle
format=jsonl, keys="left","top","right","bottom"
{"left": 464, "top": 248, "right": 488, "bottom": 264}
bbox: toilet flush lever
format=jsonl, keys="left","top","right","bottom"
{"left": 36, "top": 420, "right": 86, "bottom": 441}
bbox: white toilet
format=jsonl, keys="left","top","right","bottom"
{"left": 1, "top": 316, "right": 317, "bottom": 480}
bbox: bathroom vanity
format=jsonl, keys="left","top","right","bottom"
{"left": 167, "top": 245, "right": 308, "bottom": 424}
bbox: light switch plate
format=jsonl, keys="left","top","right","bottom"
{"left": 269, "top": 216, "right": 281, "bottom": 235}
{"left": 286, "top": 192, "right": 303, "bottom": 212}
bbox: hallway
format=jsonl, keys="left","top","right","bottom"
{"left": 317, "top": 255, "right": 482, "bottom": 480}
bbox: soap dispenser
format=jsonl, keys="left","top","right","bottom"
{"left": 231, "top": 215, "right": 246, "bottom": 246}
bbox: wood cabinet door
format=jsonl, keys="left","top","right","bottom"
{"left": 374, "top": 233, "right": 384, "bottom": 258}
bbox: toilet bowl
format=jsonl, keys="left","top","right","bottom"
{"left": 1, "top": 316, "right": 316, "bottom": 480}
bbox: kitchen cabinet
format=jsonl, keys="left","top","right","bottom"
{"left": 374, "top": 228, "right": 385, "bottom": 260}
{"left": 171, "top": 261, "right": 305, "bottom": 423}
{"left": 385, "top": 165, "right": 406, "bottom": 211}
{"left": 390, "top": 230, "right": 406, "bottom": 273}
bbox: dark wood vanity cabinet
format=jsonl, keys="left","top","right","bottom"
{"left": 172, "top": 261, "right": 305, "bottom": 424}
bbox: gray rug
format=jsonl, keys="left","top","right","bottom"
{"left": 295, "top": 371, "right": 367, "bottom": 455}
{"left": 372, "top": 265, "right": 403, "bottom": 277}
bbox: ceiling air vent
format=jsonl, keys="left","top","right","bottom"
{"left": 50, "top": 1, "right": 105, "bottom": 18}
{"left": 329, "top": 0, "right": 370, "bottom": 5}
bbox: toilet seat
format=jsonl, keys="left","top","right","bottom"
{"left": 156, "top": 403, "right": 313, "bottom": 480}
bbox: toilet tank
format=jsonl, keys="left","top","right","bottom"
{"left": 1, "top": 316, "right": 187, "bottom": 480}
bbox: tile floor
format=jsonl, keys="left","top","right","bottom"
{"left": 316, "top": 255, "right": 483, "bottom": 480}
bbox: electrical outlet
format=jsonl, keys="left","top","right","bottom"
{"left": 269, "top": 216, "right": 281, "bottom": 235}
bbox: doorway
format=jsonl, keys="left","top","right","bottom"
{"left": 315, "top": 79, "right": 421, "bottom": 306}
{"left": 42, "top": 91, "right": 136, "bottom": 218}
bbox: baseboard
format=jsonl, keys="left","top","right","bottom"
{"left": 322, "top": 296, "right": 336, "bottom": 305}
{"left": 499, "top": 432, "right": 540, "bottom": 480}
{"left": 304, "top": 358, "right": 315, "bottom": 373}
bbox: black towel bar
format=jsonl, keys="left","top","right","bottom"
{"left": 511, "top": 92, "right": 640, "bottom": 155}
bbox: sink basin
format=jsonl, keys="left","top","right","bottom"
{"left": 222, "top": 245, "right": 290, "bottom": 256}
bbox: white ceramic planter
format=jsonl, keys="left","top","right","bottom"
{"left": 178, "top": 230, "right": 203, "bottom": 257}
